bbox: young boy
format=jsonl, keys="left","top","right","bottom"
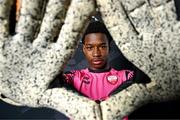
{"left": 57, "top": 20, "right": 150, "bottom": 119}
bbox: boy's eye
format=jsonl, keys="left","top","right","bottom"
{"left": 86, "top": 46, "right": 93, "bottom": 50}
{"left": 101, "top": 45, "right": 107, "bottom": 48}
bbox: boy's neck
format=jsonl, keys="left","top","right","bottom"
{"left": 88, "top": 65, "right": 111, "bottom": 73}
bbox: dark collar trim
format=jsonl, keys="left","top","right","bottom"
{"left": 88, "top": 67, "right": 111, "bottom": 73}
{"left": 110, "top": 80, "right": 133, "bottom": 96}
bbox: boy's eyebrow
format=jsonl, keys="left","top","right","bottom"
{"left": 85, "top": 43, "right": 107, "bottom": 46}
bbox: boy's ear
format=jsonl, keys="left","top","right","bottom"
{"left": 82, "top": 45, "right": 85, "bottom": 54}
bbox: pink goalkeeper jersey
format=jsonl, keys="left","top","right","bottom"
{"left": 64, "top": 68, "right": 134, "bottom": 101}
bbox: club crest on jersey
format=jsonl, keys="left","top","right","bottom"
{"left": 107, "top": 75, "right": 118, "bottom": 85}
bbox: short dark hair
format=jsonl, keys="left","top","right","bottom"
{"left": 82, "top": 21, "right": 112, "bottom": 44}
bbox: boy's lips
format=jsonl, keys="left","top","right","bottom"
{"left": 92, "top": 59, "right": 104, "bottom": 65}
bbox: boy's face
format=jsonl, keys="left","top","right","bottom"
{"left": 83, "top": 33, "right": 109, "bottom": 70}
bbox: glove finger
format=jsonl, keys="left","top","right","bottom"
{"left": 33, "top": 0, "right": 71, "bottom": 47}
{"left": 15, "top": 0, "right": 47, "bottom": 41}
{"left": 0, "top": 0, "right": 13, "bottom": 39}
{"left": 56, "top": 0, "right": 95, "bottom": 49}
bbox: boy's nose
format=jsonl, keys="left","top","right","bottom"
{"left": 93, "top": 47, "right": 101, "bottom": 57}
